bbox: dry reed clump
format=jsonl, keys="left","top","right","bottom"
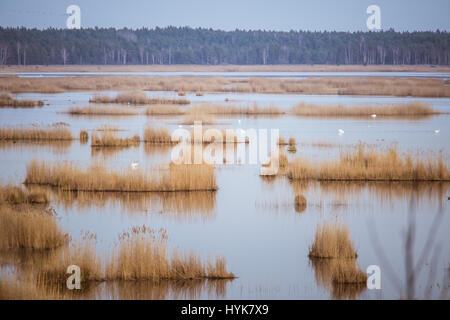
{"left": 106, "top": 227, "right": 234, "bottom": 281}
{"left": 0, "top": 126, "right": 73, "bottom": 141}
{"left": 0, "top": 204, "right": 68, "bottom": 250}
{"left": 91, "top": 131, "right": 140, "bottom": 147}
{"left": 67, "top": 105, "right": 139, "bottom": 116}
{"left": 90, "top": 91, "right": 190, "bottom": 105}
{"left": 143, "top": 127, "right": 175, "bottom": 144}
{"left": 24, "top": 161, "right": 217, "bottom": 192}
{"left": 0, "top": 185, "right": 48, "bottom": 204}
{"left": 79, "top": 130, "right": 89, "bottom": 143}
{"left": 145, "top": 105, "right": 185, "bottom": 115}
{"left": 38, "top": 237, "right": 103, "bottom": 284}
{"left": 288, "top": 144, "right": 450, "bottom": 181}
{"left": 290, "top": 101, "right": 439, "bottom": 117}
{"left": 0, "top": 92, "right": 44, "bottom": 108}
{"left": 308, "top": 222, "right": 358, "bottom": 259}
{"left": 294, "top": 194, "right": 307, "bottom": 213}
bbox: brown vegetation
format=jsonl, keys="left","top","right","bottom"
{"left": 0, "top": 126, "right": 73, "bottom": 141}
{"left": 2, "top": 74, "right": 448, "bottom": 97}
{"left": 294, "top": 194, "right": 307, "bottom": 213}
{"left": 290, "top": 101, "right": 439, "bottom": 117}
{"left": 91, "top": 131, "right": 140, "bottom": 147}
{"left": 288, "top": 144, "right": 450, "bottom": 181}
{"left": 67, "top": 105, "right": 139, "bottom": 116}
{"left": 24, "top": 161, "right": 218, "bottom": 192}
{"left": 0, "top": 204, "right": 68, "bottom": 250}
{"left": 79, "top": 130, "right": 89, "bottom": 143}
{"left": 0, "top": 185, "right": 48, "bottom": 205}
{"left": 90, "top": 91, "right": 189, "bottom": 105}
{"left": 143, "top": 127, "right": 175, "bottom": 144}
{"left": 0, "top": 93, "right": 43, "bottom": 108}
{"left": 308, "top": 222, "right": 358, "bottom": 259}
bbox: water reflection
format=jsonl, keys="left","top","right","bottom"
{"left": 309, "top": 258, "right": 366, "bottom": 300}
{"left": 26, "top": 186, "right": 216, "bottom": 221}
{"left": 0, "top": 140, "right": 72, "bottom": 154}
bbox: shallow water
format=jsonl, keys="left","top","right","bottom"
{"left": 2, "top": 71, "right": 450, "bottom": 79}
{"left": 0, "top": 90, "right": 449, "bottom": 299}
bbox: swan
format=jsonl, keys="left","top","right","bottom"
{"left": 130, "top": 161, "right": 139, "bottom": 170}
{"left": 371, "top": 114, "right": 377, "bottom": 118}
{"left": 338, "top": 129, "right": 345, "bottom": 135}
{"left": 435, "top": 129, "right": 440, "bottom": 134}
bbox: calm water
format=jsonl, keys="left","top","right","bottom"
{"left": 2, "top": 71, "right": 450, "bottom": 79}
{"left": 0, "top": 90, "right": 449, "bottom": 299}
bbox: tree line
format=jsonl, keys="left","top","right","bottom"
{"left": 0, "top": 26, "right": 448, "bottom": 65}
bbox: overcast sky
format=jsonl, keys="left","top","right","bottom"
{"left": 0, "top": 0, "right": 449, "bottom": 32}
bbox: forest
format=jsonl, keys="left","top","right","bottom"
{"left": 0, "top": 26, "right": 448, "bottom": 65}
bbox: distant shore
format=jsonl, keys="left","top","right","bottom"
{"left": 1, "top": 64, "right": 449, "bottom": 73}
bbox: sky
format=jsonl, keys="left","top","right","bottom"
{"left": 0, "top": 0, "right": 449, "bottom": 32}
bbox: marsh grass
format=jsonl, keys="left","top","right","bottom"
{"left": 188, "top": 103, "right": 284, "bottom": 116}
{"left": 2, "top": 75, "right": 449, "bottom": 97}
{"left": 143, "top": 127, "right": 175, "bottom": 144}
{"left": 290, "top": 101, "right": 439, "bottom": 117}
{"left": 0, "top": 185, "right": 48, "bottom": 205}
{"left": 91, "top": 131, "right": 140, "bottom": 147}
{"left": 0, "top": 93, "right": 43, "bottom": 108}
{"left": 24, "top": 161, "right": 217, "bottom": 192}
{"left": 90, "top": 91, "right": 189, "bottom": 105}
{"left": 67, "top": 105, "right": 139, "bottom": 116}
{"left": 308, "top": 222, "right": 358, "bottom": 259}
{"left": 145, "top": 105, "right": 185, "bottom": 115}
{"left": 0, "top": 204, "right": 68, "bottom": 250}
{"left": 106, "top": 227, "right": 234, "bottom": 281}
{"left": 36, "top": 227, "right": 234, "bottom": 285}
{"left": 0, "top": 126, "right": 73, "bottom": 141}
{"left": 288, "top": 144, "right": 450, "bottom": 181}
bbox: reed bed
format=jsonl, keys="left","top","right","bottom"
{"left": 24, "top": 161, "right": 218, "bottom": 192}
{"left": 0, "top": 185, "right": 48, "bottom": 204}
{"left": 90, "top": 91, "right": 190, "bottom": 105}
{"left": 67, "top": 105, "right": 139, "bottom": 116}
{"left": 143, "top": 127, "right": 175, "bottom": 144}
{"left": 308, "top": 222, "right": 358, "bottom": 259}
{"left": 0, "top": 204, "right": 68, "bottom": 250}
{"left": 91, "top": 131, "right": 140, "bottom": 147}
{"left": 188, "top": 103, "right": 285, "bottom": 115}
{"left": 290, "top": 101, "right": 439, "bottom": 117}
{"left": 0, "top": 126, "right": 73, "bottom": 141}
{"left": 1, "top": 75, "right": 449, "bottom": 97}
{"left": 106, "top": 227, "right": 234, "bottom": 281}
{"left": 288, "top": 144, "right": 450, "bottom": 181}
{"left": 145, "top": 105, "right": 185, "bottom": 115}
{"left": 0, "top": 93, "right": 43, "bottom": 108}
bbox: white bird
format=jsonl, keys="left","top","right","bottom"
{"left": 435, "top": 129, "right": 440, "bottom": 134}
{"left": 238, "top": 119, "right": 241, "bottom": 124}
{"left": 371, "top": 114, "right": 377, "bottom": 118}
{"left": 178, "top": 125, "right": 183, "bottom": 128}
{"left": 130, "top": 161, "right": 139, "bottom": 170}
{"left": 338, "top": 129, "right": 345, "bottom": 135}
